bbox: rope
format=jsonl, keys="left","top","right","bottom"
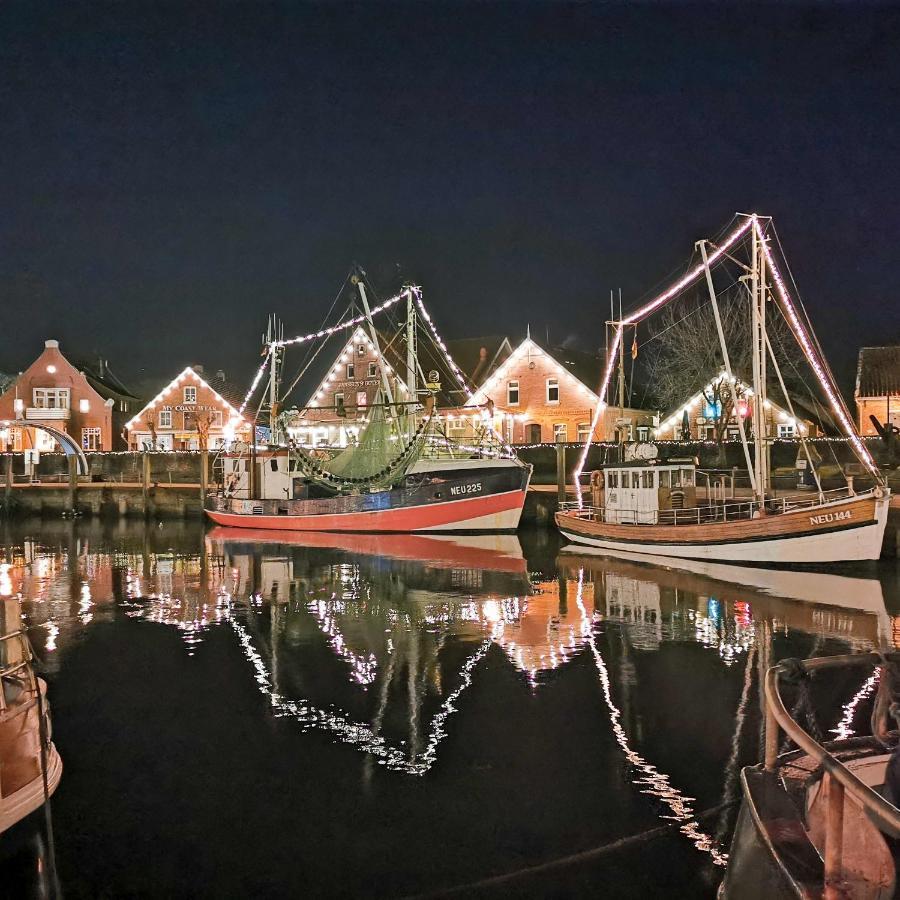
{"left": 406, "top": 799, "right": 740, "bottom": 899}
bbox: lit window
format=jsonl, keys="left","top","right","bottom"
{"left": 79, "top": 398, "right": 90, "bottom": 413}
{"left": 212, "top": 411, "right": 223, "bottom": 428}
{"left": 577, "top": 422, "right": 591, "bottom": 442}
{"left": 546, "top": 378, "right": 559, "bottom": 404}
{"left": 346, "top": 363, "right": 355, "bottom": 379}
{"left": 159, "top": 410, "right": 172, "bottom": 428}
{"left": 777, "top": 423, "right": 796, "bottom": 438}
{"left": 183, "top": 386, "right": 197, "bottom": 403}
{"left": 553, "top": 423, "right": 567, "bottom": 442}
{"left": 81, "top": 427, "right": 101, "bottom": 450}
{"left": 32, "top": 388, "right": 70, "bottom": 409}
{"left": 356, "top": 391, "right": 367, "bottom": 407}
{"left": 507, "top": 380, "right": 519, "bottom": 406}
{"left": 46, "top": 365, "right": 56, "bottom": 374}
{"left": 357, "top": 344, "right": 366, "bottom": 357}
{"left": 368, "top": 362, "right": 377, "bottom": 378}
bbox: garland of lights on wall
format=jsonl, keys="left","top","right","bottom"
{"left": 573, "top": 215, "right": 882, "bottom": 506}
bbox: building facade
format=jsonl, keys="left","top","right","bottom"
{"left": 855, "top": 346, "right": 900, "bottom": 436}
{"left": 654, "top": 373, "right": 815, "bottom": 440}
{"left": 0, "top": 340, "right": 118, "bottom": 451}
{"left": 125, "top": 366, "right": 250, "bottom": 450}
{"left": 464, "top": 336, "right": 655, "bottom": 444}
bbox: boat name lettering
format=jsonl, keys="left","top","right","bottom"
{"left": 450, "top": 482, "right": 482, "bottom": 497}
{"left": 809, "top": 510, "right": 852, "bottom": 525}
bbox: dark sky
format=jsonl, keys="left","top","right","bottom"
{"left": 2, "top": 2, "right": 899, "bottom": 395}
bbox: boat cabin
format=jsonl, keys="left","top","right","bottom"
{"left": 601, "top": 462, "right": 697, "bottom": 524}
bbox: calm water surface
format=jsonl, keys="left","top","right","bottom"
{"left": 1, "top": 518, "right": 897, "bottom": 898}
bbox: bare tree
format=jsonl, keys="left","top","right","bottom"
{"left": 644, "top": 286, "right": 802, "bottom": 446}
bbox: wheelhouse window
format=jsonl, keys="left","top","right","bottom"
{"left": 631, "top": 471, "right": 640, "bottom": 488}
{"left": 507, "top": 380, "right": 519, "bottom": 406}
{"left": 183, "top": 386, "right": 197, "bottom": 403}
{"left": 659, "top": 470, "right": 670, "bottom": 488}
{"left": 81, "top": 427, "right": 101, "bottom": 450}
{"left": 641, "top": 471, "right": 654, "bottom": 488}
{"left": 546, "top": 378, "right": 559, "bottom": 404}
{"left": 32, "top": 388, "right": 70, "bottom": 409}
{"left": 607, "top": 470, "right": 618, "bottom": 488}
{"left": 681, "top": 468, "right": 695, "bottom": 486}
{"left": 159, "top": 409, "right": 172, "bottom": 428}
{"left": 553, "top": 423, "right": 567, "bottom": 442}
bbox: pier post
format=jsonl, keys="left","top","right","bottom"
{"left": 67, "top": 454, "right": 78, "bottom": 513}
{"left": 200, "top": 448, "right": 208, "bottom": 509}
{"left": 142, "top": 452, "right": 151, "bottom": 519}
{"left": 556, "top": 440, "right": 567, "bottom": 504}
{"left": 4, "top": 454, "right": 11, "bottom": 509}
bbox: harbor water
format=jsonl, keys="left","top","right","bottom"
{"left": 1, "top": 518, "right": 898, "bottom": 898}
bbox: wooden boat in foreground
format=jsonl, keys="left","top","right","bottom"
{"left": 0, "top": 617, "right": 61, "bottom": 834}
{"left": 721, "top": 652, "right": 900, "bottom": 898}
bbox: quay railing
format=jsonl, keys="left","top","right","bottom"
{"left": 763, "top": 654, "right": 900, "bottom": 890}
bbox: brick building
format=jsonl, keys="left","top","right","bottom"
{"left": 855, "top": 346, "right": 900, "bottom": 436}
{"left": 0, "top": 339, "right": 124, "bottom": 451}
{"left": 125, "top": 366, "right": 250, "bottom": 450}
{"left": 464, "top": 336, "right": 655, "bottom": 445}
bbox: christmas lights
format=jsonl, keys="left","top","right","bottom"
{"left": 413, "top": 289, "right": 474, "bottom": 397}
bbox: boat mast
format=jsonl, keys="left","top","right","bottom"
{"left": 406, "top": 288, "right": 417, "bottom": 442}
{"left": 750, "top": 219, "right": 770, "bottom": 502}
{"left": 266, "top": 315, "right": 282, "bottom": 444}
{"left": 353, "top": 275, "right": 395, "bottom": 408}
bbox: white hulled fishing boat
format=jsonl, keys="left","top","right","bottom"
{"left": 556, "top": 214, "right": 889, "bottom": 564}
{"left": 206, "top": 274, "right": 531, "bottom": 533}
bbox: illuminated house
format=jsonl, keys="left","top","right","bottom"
{"left": 125, "top": 366, "right": 250, "bottom": 450}
{"left": 0, "top": 339, "right": 133, "bottom": 452}
{"left": 654, "top": 372, "right": 815, "bottom": 441}
{"left": 855, "top": 346, "right": 900, "bottom": 436}
{"left": 464, "top": 335, "right": 655, "bottom": 444}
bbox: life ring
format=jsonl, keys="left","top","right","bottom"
{"left": 874, "top": 485, "right": 885, "bottom": 499}
{"left": 589, "top": 470, "right": 604, "bottom": 489}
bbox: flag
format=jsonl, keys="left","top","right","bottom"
{"left": 631, "top": 329, "right": 638, "bottom": 360}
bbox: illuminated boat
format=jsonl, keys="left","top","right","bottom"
{"left": 0, "top": 611, "right": 61, "bottom": 834}
{"left": 721, "top": 652, "right": 900, "bottom": 899}
{"left": 556, "top": 215, "right": 890, "bottom": 564}
{"left": 206, "top": 275, "right": 531, "bottom": 533}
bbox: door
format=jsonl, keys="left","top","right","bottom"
{"left": 526, "top": 424, "right": 541, "bottom": 443}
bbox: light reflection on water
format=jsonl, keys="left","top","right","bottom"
{"left": 0, "top": 519, "right": 896, "bottom": 897}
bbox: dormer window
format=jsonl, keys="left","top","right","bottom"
{"left": 183, "top": 386, "right": 197, "bottom": 403}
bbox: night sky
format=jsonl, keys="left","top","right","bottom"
{"left": 2, "top": 2, "right": 899, "bottom": 396}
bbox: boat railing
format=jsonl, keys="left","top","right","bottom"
{"left": 763, "top": 654, "right": 900, "bottom": 886}
{"left": 0, "top": 630, "right": 37, "bottom": 713}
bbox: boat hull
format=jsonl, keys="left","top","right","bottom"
{"left": 0, "top": 743, "right": 62, "bottom": 834}
{"left": 206, "top": 465, "right": 530, "bottom": 533}
{"left": 555, "top": 490, "right": 890, "bottom": 563}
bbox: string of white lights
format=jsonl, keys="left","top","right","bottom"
{"left": 413, "top": 290, "right": 474, "bottom": 398}
{"left": 755, "top": 220, "right": 880, "bottom": 478}
{"left": 238, "top": 348, "right": 273, "bottom": 416}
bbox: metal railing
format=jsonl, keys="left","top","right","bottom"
{"left": 763, "top": 654, "right": 900, "bottom": 887}
{"left": 0, "top": 630, "right": 36, "bottom": 713}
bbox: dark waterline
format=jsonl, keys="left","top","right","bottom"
{"left": 0, "top": 518, "right": 897, "bottom": 898}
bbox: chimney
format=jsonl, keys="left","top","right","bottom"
{"left": 216, "top": 369, "right": 225, "bottom": 381}
{"left": 45, "top": 339, "right": 59, "bottom": 349}
{"left": 194, "top": 364, "right": 205, "bottom": 376}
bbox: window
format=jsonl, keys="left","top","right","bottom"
{"left": 636, "top": 426, "right": 650, "bottom": 442}
{"left": 32, "top": 388, "right": 70, "bottom": 409}
{"left": 608, "top": 471, "right": 618, "bottom": 488}
{"left": 526, "top": 423, "right": 541, "bottom": 443}
{"left": 357, "top": 344, "right": 366, "bottom": 357}
{"left": 356, "top": 391, "right": 367, "bottom": 407}
{"left": 346, "top": 363, "right": 355, "bottom": 379}
{"left": 368, "top": 362, "right": 377, "bottom": 378}
{"left": 631, "top": 472, "right": 640, "bottom": 488}
{"left": 334, "top": 392, "right": 345, "bottom": 412}
{"left": 507, "top": 380, "right": 520, "bottom": 406}
{"left": 183, "top": 386, "right": 197, "bottom": 403}
{"left": 641, "top": 471, "right": 654, "bottom": 488}
{"left": 212, "top": 410, "right": 223, "bottom": 428}
{"left": 659, "top": 470, "right": 670, "bottom": 488}
{"left": 81, "top": 427, "right": 101, "bottom": 451}
{"left": 119, "top": 400, "right": 128, "bottom": 412}
{"left": 159, "top": 409, "right": 172, "bottom": 428}
{"left": 553, "top": 423, "right": 567, "bottom": 442}
{"left": 577, "top": 422, "right": 591, "bottom": 442}
{"left": 546, "top": 378, "right": 559, "bottom": 404}
{"left": 681, "top": 468, "right": 695, "bottom": 486}
{"left": 777, "top": 423, "right": 796, "bottom": 438}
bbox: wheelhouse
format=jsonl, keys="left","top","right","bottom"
{"left": 602, "top": 462, "right": 698, "bottom": 524}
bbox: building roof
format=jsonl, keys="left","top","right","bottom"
{"left": 856, "top": 346, "right": 900, "bottom": 398}
{"left": 69, "top": 355, "right": 141, "bottom": 403}
{"left": 443, "top": 336, "right": 513, "bottom": 388}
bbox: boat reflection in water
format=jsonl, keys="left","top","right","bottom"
{"left": 2, "top": 520, "right": 897, "bottom": 895}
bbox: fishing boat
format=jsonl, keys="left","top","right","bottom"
{"left": 0, "top": 603, "right": 61, "bottom": 834}
{"left": 721, "top": 652, "right": 900, "bottom": 899}
{"left": 205, "top": 274, "right": 531, "bottom": 533}
{"left": 556, "top": 214, "right": 890, "bottom": 564}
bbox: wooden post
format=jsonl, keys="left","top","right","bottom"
{"left": 556, "top": 440, "right": 566, "bottom": 504}
{"left": 823, "top": 773, "right": 845, "bottom": 898}
{"left": 142, "top": 452, "right": 151, "bottom": 519}
{"left": 4, "top": 454, "right": 11, "bottom": 509}
{"left": 200, "top": 448, "right": 208, "bottom": 508}
{"left": 67, "top": 454, "right": 78, "bottom": 513}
